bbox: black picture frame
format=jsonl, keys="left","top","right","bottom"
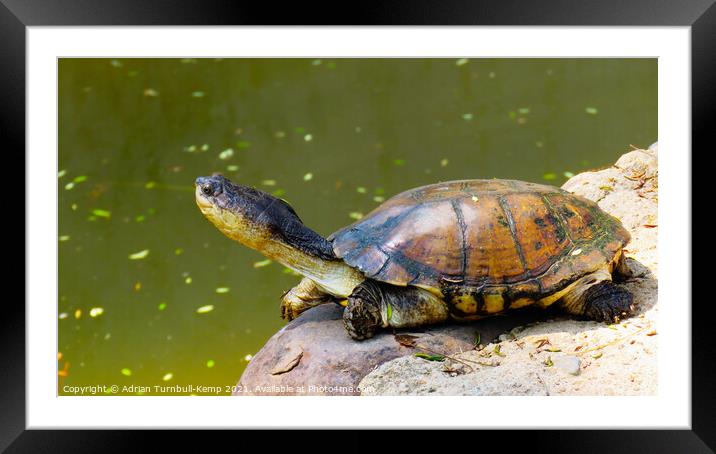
{"left": 3, "top": 0, "right": 708, "bottom": 451}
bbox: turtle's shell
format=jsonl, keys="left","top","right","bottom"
{"left": 329, "top": 179, "right": 630, "bottom": 310}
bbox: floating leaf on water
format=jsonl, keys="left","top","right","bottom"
{"left": 261, "top": 179, "right": 277, "bottom": 186}
{"left": 162, "top": 373, "right": 173, "bottom": 381}
{"left": 272, "top": 189, "right": 285, "bottom": 197}
{"left": 282, "top": 268, "right": 301, "bottom": 276}
{"left": 206, "top": 359, "right": 215, "bottom": 368}
{"left": 71, "top": 203, "right": 78, "bottom": 211}
{"left": 356, "top": 186, "right": 367, "bottom": 194}
{"left": 508, "top": 111, "right": 517, "bottom": 119}
{"left": 303, "top": 173, "right": 313, "bottom": 181}
{"left": 455, "top": 58, "right": 469, "bottom": 66}
{"left": 542, "top": 173, "right": 557, "bottom": 181}
{"left": 294, "top": 127, "right": 305, "bottom": 134}
{"left": 219, "top": 148, "right": 234, "bottom": 160}
{"left": 59, "top": 312, "right": 68, "bottom": 320}
{"left": 135, "top": 215, "right": 145, "bottom": 223}
{"left": 145, "top": 181, "right": 156, "bottom": 189}
{"left": 74, "top": 309, "right": 82, "bottom": 319}
{"left": 134, "top": 282, "right": 142, "bottom": 291}
{"left": 65, "top": 182, "right": 75, "bottom": 190}
{"left": 440, "top": 158, "right": 449, "bottom": 167}
{"left": 92, "top": 209, "right": 111, "bottom": 219}
{"left": 236, "top": 140, "right": 251, "bottom": 149}
{"left": 185, "top": 276, "right": 193, "bottom": 284}
{"left": 200, "top": 144, "right": 210, "bottom": 152}
{"left": 348, "top": 212, "right": 364, "bottom": 220}
{"left": 374, "top": 187, "right": 385, "bottom": 195}
{"left": 89, "top": 307, "right": 104, "bottom": 318}
{"left": 121, "top": 368, "right": 132, "bottom": 376}
{"left": 489, "top": 71, "right": 496, "bottom": 78}
{"left": 226, "top": 164, "right": 240, "bottom": 172}
{"left": 244, "top": 354, "right": 253, "bottom": 362}
{"left": 143, "top": 88, "right": 159, "bottom": 97}
{"left": 185, "top": 145, "right": 197, "bottom": 153}
{"left": 326, "top": 62, "right": 336, "bottom": 69}
{"left": 304, "top": 134, "right": 313, "bottom": 142}
{"left": 311, "top": 59, "right": 322, "bottom": 66}
{"left": 128, "top": 249, "right": 150, "bottom": 260}
{"left": 544, "top": 356, "right": 554, "bottom": 367}
{"left": 415, "top": 353, "right": 445, "bottom": 362}
{"left": 274, "top": 131, "right": 286, "bottom": 139}
{"left": 393, "top": 159, "right": 406, "bottom": 166}
{"left": 59, "top": 235, "right": 70, "bottom": 242}
{"left": 73, "top": 175, "right": 88, "bottom": 183}
{"left": 462, "top": 113, "right": 474, "bottom": 121}
{"left": 110, "top": 60, "right": 123, "bottom": 68}
{"left": 174, "top": 248, "right": 183, "bottom": 255}
{"left": 158, "top": 302, "right": 167, "bottom": 311}
{"left": 191, "top": 91, "right": 205, "bottom": 98}
{"left": 215, "top": 287, "right": 230, "bottom": 294}
{"left": 196, "top": 304, "right": 214, "bottom": 314}
{"left": 58, "top": 169, "right": 67, "bottom": 178}
{"left": 373, "top": 196, "right": 385, "bottom": 203}
{"left": 518, "top": 107, "right": 530, "bottom": 114}
{"left": 253, "top": 259, "right": 272, "bottom": 268}
{"left": 585, "top": 107, "right": 599, "bottom": 115}
{"left": 563, "top": 171, "right": 575, "bottom": 178}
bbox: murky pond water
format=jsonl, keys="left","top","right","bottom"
{"left": 58, "top": 58, "right": 656, "bottom": 395}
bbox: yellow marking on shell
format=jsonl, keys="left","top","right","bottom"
{"left": 338, "top": 299, "right": 348, "bottom": 307}
{"left": 453, "top": 295, "right": 477, "bottom": 314}
{"left": 511, "top": 297, "right": 534, "bottom": 309}
{"left": 483, "top": 293, "right": 505, "bottom": 313}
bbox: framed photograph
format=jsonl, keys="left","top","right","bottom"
{"left": 5, "top": 0, "right": 708, "bottom": 450}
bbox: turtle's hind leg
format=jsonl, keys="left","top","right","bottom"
{"left": 558, "top": 268, "right": 635, "bottom": 323}
{"left": 343, "top": 280, "right": 449, "bottom": 340}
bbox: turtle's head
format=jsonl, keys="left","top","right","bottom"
{"left": 195, "top": 174, "right": 288, "bottom": 249}
{"left": 195, "top": 174, "right": 336, "bottom": 262}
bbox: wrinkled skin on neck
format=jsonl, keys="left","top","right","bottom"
{"left": 195, "top": 175, "right": 364, "bottom": 297}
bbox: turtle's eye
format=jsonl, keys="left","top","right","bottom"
{"left": 201, "top": 185, "right": 213, "bottom": 196}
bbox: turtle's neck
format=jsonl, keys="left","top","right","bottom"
{"left": 260, "top": 239, "right": 365, "bottom": 297}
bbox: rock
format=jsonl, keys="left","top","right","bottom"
{"left": 236, "top": 303, "right": 539, "bottom": 395}
{"left": 553, "top": 355, "right": 581, "bottom": 375}
{"left": 359, "top": 143, "right": 659, "bottom": 396}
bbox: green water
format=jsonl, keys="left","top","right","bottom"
{"left": 58, "top": 58, "right": 656, "bottom": 395}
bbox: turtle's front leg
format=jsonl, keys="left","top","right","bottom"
{"left": 280, "top": 277, "right": 336, "bottom": 320}
{"left": 343, "top": 281, "right": 449, "bottom": 340}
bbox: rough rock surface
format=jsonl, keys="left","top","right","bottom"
{"left": 359, "top": 143, "right": 658, "bottom": 396}
{"left": 236, "top": 303, "right": 541, "bottom": 395}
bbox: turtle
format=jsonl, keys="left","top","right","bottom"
{"left": 195, "top": 175, "right": 634, "bottom": 340}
